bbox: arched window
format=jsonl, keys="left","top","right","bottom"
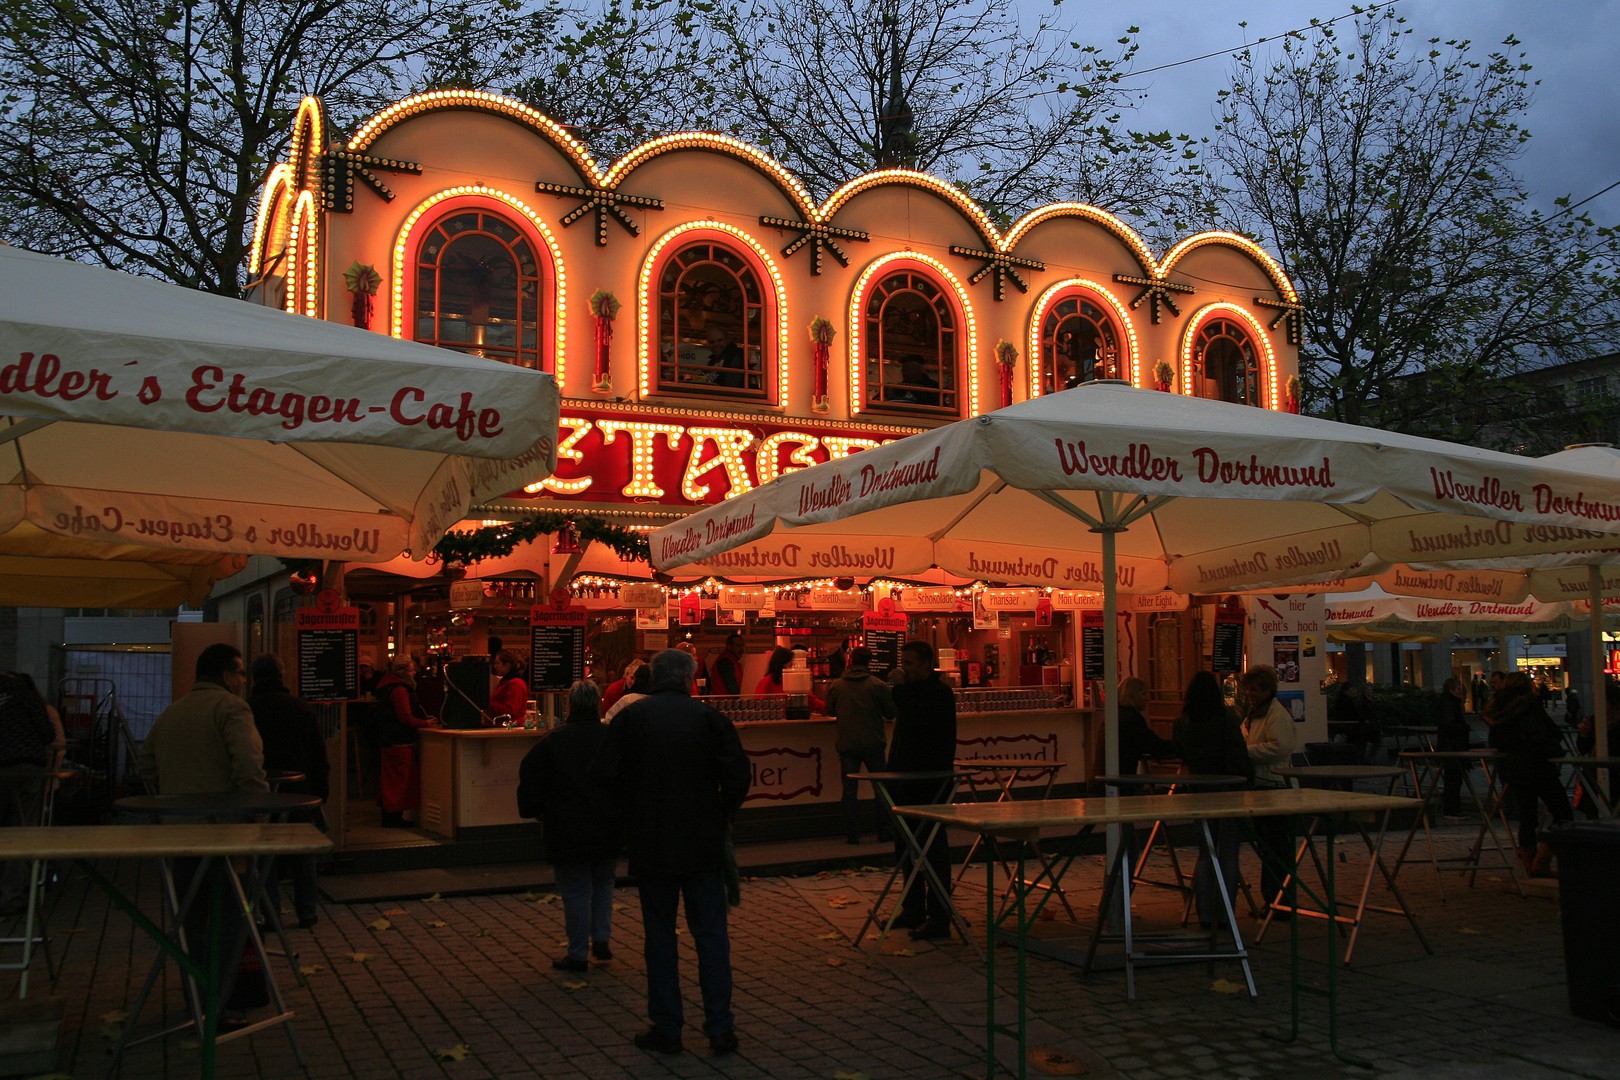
{"left": 413, "top": 209, "right": 542, "bottom": 368}
{"left": 863, "top": 268, "right": 959, "bottom": 415}
{"left": 654, "top": 240, "right": 769, "bottom": 400}
{"left": 1040, "top": 291, "right": 1123, "bottom": 393}
{"left": 1194, "top": 317, "right": 1260, "bottom": 405}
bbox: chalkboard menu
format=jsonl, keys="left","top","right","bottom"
{"left": 1212, "top": 616, "right": 1245, "bottom": 675}
{"left": 1080, "top": 611, "right": 1104, "bottom": 681}
{"left": 295, "top": 600, "right": 360, "bottom": 701}
{"left": 861, "top": 610, "right": 907, "bottom": 678}
{"left": 530, "top": 606, "right": 588, "bottom": 692}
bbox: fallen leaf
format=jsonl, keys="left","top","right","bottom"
{"left": 348, "top": 951, "right": 371, "bottom": 963}
{"left": 612, "top": 901, "right": 628, "bottom": 911}
{"left": 1458, "top": 927, "right": 1482, "bottom": 936}
{"left": 472, "top": 927, "right": 492, "bottom": 938}
{"left": 99, "top": 1010, "right": 128, "bottom": 1025}
{"left": 299, "top": 964, "right": 325, "bottom": 976}
{"left": 435, "top": 1043, "right": 472, "bottom": 1062}
{"left": 1211, "top": 979, "right": 1242, "bottom": 994}
{"left": 826, "top": 895, "right": 857, "bottom": 908}
{"left": 522, "top": 891, "right": 542, "bottom": 901}
{"left": 426, "top": 920, "right": 450, "bottom": 929}
{"left": 883, "top": 947, "right": 917, "bottom": 957}
{"left": 368, "top": 917, "right": 392, "bottom": 932}
{"left": 1028, "top": 1045, "right": 1089, "bottom": 1075}
{"left": 825, "top": 956, "right": 847, "bottom": 967}
{"left": 382, "top": 908, "right": 407, "bottom": 916}
{"left": 817, "top": 931, "right": 843, "bottom": 941}
{"left": 533, "top": 892, "right": 561, "bottom": 905}
{"left": 562, "top": 979, "right": 588, "bottom": 992}
{"left": 425, "top": 892, "right": 443, "bottom": 902}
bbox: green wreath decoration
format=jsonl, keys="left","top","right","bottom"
{"left": 432, "top": 511, "right": 650, "bottom": 567}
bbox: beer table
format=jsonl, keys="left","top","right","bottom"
{"left": 1391, "top": 749, "right": 1523, "bottom": 899}
{"left": 952, "top": 758, "right": 1072, "bottom": 920}
{"left": 1092, "top": 772, "right": 1250, "bottom": 906}
{"left": 896, "top": 787, "right": 1420, "bottom": 1079}
{"left": 1263, "top": 765, "right": 1431, "bottom": 964}
{"left": 1552, "top": 756, "right": 1620, "bottom": 820}
{"left": 847, "top": 770, "right": 975, "bottom": 956}
{"left": 113, "top": 791, "right": 324, "bottom": 1072}
{"left": 0, "top": 823, "right": 330, "bottom": 1078}
{"left": 0, "top": 765, "right": 79, "bottom": 996}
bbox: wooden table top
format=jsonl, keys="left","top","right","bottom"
{"left": 955, "top": 759, "right": 1066, "bottom": 771}
{"left": 1093, "top": 773, "right": 1248, "bottom": 788}
{"left": 855, "top": 770, "right": 972, "bottom": 783}
{"left": 895, "top": 788, "right": 1418, "bottom": 840}
{"left": 1273, "top": 765, "right": 1405, "bottom": 781}
{"left": 1552, "top": 756, "right": 1620, "bottom": 767}
{"left": 0, "top": 823, "right": 333, "bottom": 861}
{"left": 1398, "top": 749, "right": 1502, "bottom": 762}
{"left": 115, "top": 792, "right": 321, "bottom": 816}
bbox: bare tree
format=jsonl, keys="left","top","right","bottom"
{"left": 705, "top": 0, "right": 1206, "bottom": 226}
{"left": 0, "top": 0, "right": 523, "bottom": 292}
{"left": 1212, "top": 7, "right": 1620, "bottom": 441}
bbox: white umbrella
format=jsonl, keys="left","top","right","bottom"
{"left": 649, "top": 382, "right": 1620, "bottom": 779}
{"left": 0, "top": 247, "right": 560, "bottom": 589}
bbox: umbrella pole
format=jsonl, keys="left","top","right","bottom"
{"left": 1591, "top": 565, "right": 1609, "bottom": 799}
{"left": 1098, "top": 521, "right": 1122, "bottom": 904}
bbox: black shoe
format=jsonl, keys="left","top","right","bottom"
{"left": 709, "top": 1030, "right": 740, "bottom": 1055}
{"left": 890, "top": 910, "right": 927, "bottom": 930}
{"left": 296, "top": 916, "right": 319, "bottom": 930}
{"left": 552, "top": 956, "right": 589, "bottom": 973}
{"left": 909, "top": 920, "right": 952, "bottom": 941}
{"left": 592, "top": 941, "right": 612, "bottom": 961}
{"left": 634, "top": 1029, "right": 684, "bottom": 1055}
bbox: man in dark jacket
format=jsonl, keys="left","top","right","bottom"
{"left": 249, "top": 653, "right": 329, "bottom": 929}
{"left": 824, "top": 646, "right": 896, "bottom": 844}
{"left": 886, "top": 640, "right": 957, "bottom": 940}
{"left": 595, "top": 648, "right": 751, "bottom": 1057}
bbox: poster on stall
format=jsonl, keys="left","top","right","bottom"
{"left": 862, "top": 606, "right": 908, "bottom": 677}
{"left": 1272, "top": 635, "right": 1300, "bottom": 684}
{"left": 295, "top": 589, "right": 359, "bottom": 701}
{"left": 1247, "top": 594, "right": 1327, "bottom": 735}
{"left": 714, "top": 607, "right": 746, "bottom": 627}
{"left": 530, "top": 599, "right": 588, "bottom": 692}
{"left": 1212, "top": 615, "right": 1245, "bottom": 675}
{"left": 636, "top": 602, "right": 669, "bottom": 629}
{"left": 1080, "top": 610, "right": 1104, "bottom": 681}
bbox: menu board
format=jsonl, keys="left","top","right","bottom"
{"left": 295, "top": 596, "right": 360, "bottom": 701}
{"left": 1080, "top": 611, "right": 1104, "bottom": 681}
{"left": 530, "top": 604, "right": 588, "bottom": 692}
{"left": 861, "top": 608, "right": 907, "bottom": 678}
{"left": 1212, "top": 616, "right": 1245, "bottom": 675}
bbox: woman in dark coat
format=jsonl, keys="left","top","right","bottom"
{"left": 1172, "top": 671, "right": 1253, "bottom": 929}
{"left": 249, "top": 653, "right": 330, "bottom": 927}
{"left": 517, "top": 679, "right": 622, "bottom": 971}
{"left": 1486, "top": 671, "right": 1572, "bottom": 877}
{"left": 1435, "top": 676, "right": 1472, "bottom": 819}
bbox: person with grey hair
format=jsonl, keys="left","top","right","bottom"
{"left": 248, "top": 653, "right": 328, "bottom": 929}
{"left": 518, "top": 679, "right": 621, "bottom": 972}
{"left": 595, "top": 648, "right": 751, "bottom": 1057}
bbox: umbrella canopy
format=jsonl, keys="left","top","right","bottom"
{"left": 650, "top": 382, "right": 1620, "bottom": 777}
{"left": 0, "top": 247, "right": 560, "bottom": 593}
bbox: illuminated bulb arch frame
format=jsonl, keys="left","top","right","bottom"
{"left": 636, "top": 221, "right": 791, "bottom": 403}
{"left": 1180, "top": 303, "right": 1280, "bottom": 410}
{"left": 849, "top": 252, "right": 979, "bottom": 418}
{"left": 389, "top": 188, "right": 569, "bottom": 381}
{"left": 1025, "top": 279, "right": 1140, "bottom": 395}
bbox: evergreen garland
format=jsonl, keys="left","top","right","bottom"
{"left": 432, "top": 512, "right": 650, "bottom": 567}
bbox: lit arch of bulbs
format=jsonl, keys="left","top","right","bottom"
{"left": 636, "top": 221, "right": 790, "bottom": 404}
{"left": 348, "top": 89, "right": 600, "bottom": 183}
{"left": 1160, "top": 232, "right": 1299, "bottom": 304}
{"left": 1024, "top": 278, "right": 1141, "bottom": 395}
{"left": 286, "top": 191, "right": 321, "bottom": 317}
{"left": 1003, "top": 203, "right": 1158, "bottom": 277}
{"left": 848, "top": 252, "right": 980, "bottom": 417}
{"left": 389, "top": 186, "right": 568, "bottom": 381}
{"left": 1179, "top": 302, "right": 1280, "bottom": 410}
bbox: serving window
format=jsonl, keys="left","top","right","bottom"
{"left": 1040, "top": 291, "right": 1124, "bottom": 393}
{"left": 862, "top": 268, "right": 959, "bottom": 416}
{"left": 412, "top": 208, "right": 544, "bottom": 368}
{"left": 1193, "top": 317, "right": 1260, "bottom": 406}
{"left": 654, "top": 240, "right": 770, "bottom": 401}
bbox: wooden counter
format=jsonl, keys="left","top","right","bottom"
{"left": 419, "top": 728, "right": 546, "bottom": 838}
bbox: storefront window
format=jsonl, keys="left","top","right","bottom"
{"left": 863, "top": 269, "right": 959, "bottom": 415}
{"left": 654, "top": 240, "right": 768, "bottom": 400}
{"left": 414, "top": 209, "right": 542, "bottom": 368}
{"left": 1193, "top": 318, "right": 1260, "bottom": 406}
{"left": 1040, "top": 292, "right": 1122, "bottom": 393}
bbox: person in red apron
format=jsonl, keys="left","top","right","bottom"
{"left": 373, "top": 656, "right": 438, "bottom": 827}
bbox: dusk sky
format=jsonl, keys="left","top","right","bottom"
{"left": 1035, "top": 0, "right": 1620, "bottom": 221}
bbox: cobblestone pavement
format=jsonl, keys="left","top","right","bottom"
{"left": 8, "top": 822, "right": 1620, "bottom": 1078}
